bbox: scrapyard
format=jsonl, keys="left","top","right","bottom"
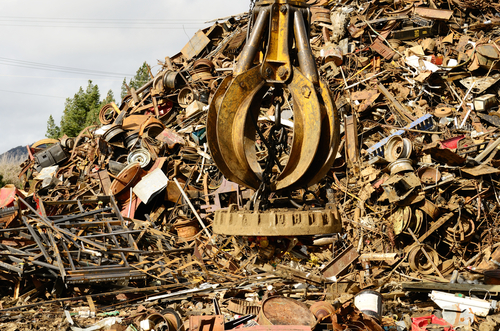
{"left": 3, "top": 0, "right": 500, "bottom": 330}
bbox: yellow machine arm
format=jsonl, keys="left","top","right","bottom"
{"left": 207, "top": 0, "right": 340, "bottom": 192}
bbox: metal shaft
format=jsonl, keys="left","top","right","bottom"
{"left": 294, "top": 10, "right": 319, "bottom": 85}
{"left": 234, "top": 8, "right": 270, "bottom": 75}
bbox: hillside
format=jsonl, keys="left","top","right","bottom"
{"left": 0, "top": 145, "right": 28, "bottom": 161}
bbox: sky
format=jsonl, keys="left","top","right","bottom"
{"left": 0, "top": 0, "right": 249, "bottom": 154}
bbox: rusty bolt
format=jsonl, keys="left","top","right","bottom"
{"left": 277, "top": 66, "right": 288, "bottom": 79}
{"left": 301, "top": 86, "right": 311, "bottom": 98}
{"left": 265, "top": 67, "right": 273, "bottom": 78}
{"left": 240, "top": 81, "right": 246, "bottom": 89}
{"left": 280, "top": 5, "right": 287, "bottom": 13}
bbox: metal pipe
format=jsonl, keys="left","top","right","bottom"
{"left": 164, "top": 56, "right": 174, "bottom": 71}
{"left": 135, "top": 79, "right": 154, "bottom": 94}
{"left": 173, "top": 177, "right": 212, "bottom": 239}
{"left": 458, "top": 81, "right": 476, "bottom": 128}
{"left": 127, "top": 187, "right": 133, "bottom": 218}
{"left": 130, "top": 87, "right": 141, "bottom": 105}
{"left": 343, "top": 70, "right": 387, "bottom": 90}
{"left": 294, "top": 10, "right": 319, "bottom": 85}
{"left": 474, "top": 137, "right": 500, "bottom": 163}
{"left": 234, "top": 7, "right": 270, "bottom": 75}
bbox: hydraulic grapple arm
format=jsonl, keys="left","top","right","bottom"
{"left": 207, "top": 0, "right": 340, "bottom": 192}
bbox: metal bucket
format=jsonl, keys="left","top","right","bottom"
{"left": 354, "top": 290, "right": 383, "bottom": 320}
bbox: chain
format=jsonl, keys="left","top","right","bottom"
{"left": 252, "top": 90, "right": 290, "bottom": 211}
{"left": 249, "top": 0, "right": 256, "bottom": 14}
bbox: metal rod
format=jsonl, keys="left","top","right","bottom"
{"left": 0, "top": 283, "right": 183, "bottom": 312}
{"left": 127, "top": 187, "right": 133, "bottom": 218}
{"left": 459, "top": 81, "right": 476, "bottom": 128}
{"left": 234, "top": 7, "right": 270, "bottom": 75}
{"left": 173, "top": 177, "right": 212, "bottom": 239}
{"left": 294, "top": 10, "right": 319, "bottom": 85}
{"left": 474, "top": 137, "right": 500, "bottom": 163}
{"left": 344, "top": 70, "right": 387, "bottom": 90}
{"left": 408, "top": 228, "right": 445, "bottom": 280}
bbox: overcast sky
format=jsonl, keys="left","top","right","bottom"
{"left": 0, "top": 0, "right": 248, "bottom": 154}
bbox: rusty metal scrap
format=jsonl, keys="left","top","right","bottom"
{"left": 4, "top": 0, "right": 500, "bottom": 330}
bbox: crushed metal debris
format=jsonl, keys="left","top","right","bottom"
{"left": 3, "top": 0, "right": 500, "bottom": 330}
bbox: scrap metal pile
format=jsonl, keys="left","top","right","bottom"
{"left": 3, "top": 0, "right": 500, "bottom": 330}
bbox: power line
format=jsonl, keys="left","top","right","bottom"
{"left": 0, "top": 56, "right": 133, "bottom": 76}
{"left": 0, "top": 20, "right": 205, "bottom": 24}
{"left": 0, "top": 88, "right": 66, "bottom": 99}
{"left": 0, "top": 56, "right": 135, "bottom": 78}
{"left": 0, "top": 16, "right": 209, "bottom": 22}
{"left": 0, "top": 62, "right": 131, "bottom": 77}
{"left": 0, "top": 16, "right": 208, "bottom": 29}
{"left": 0, "top": 74, "right": 125, "bottom": 81}
{"left": 0, "top": 24, "right": 204, "bottom": 29}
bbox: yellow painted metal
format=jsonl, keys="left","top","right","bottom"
{"left": 206, "top": 76, "right": 248, "bottom": 187}
{"left": 295, "top": 79, "right": 340, "bottom": 188}
{"left": 32, "top": 139, "right": 59, "bottom": 148}
{"left": 272, "top": 67, "right": 321, "bottom": 190}
{"left": 207, "top": 0, "right": 340, "bottom": 192}
{"left": 216, "top": 66, "right": 266, "bottom": 189}
{"left": 260, "top": 3, "right": 292, "bottom": 83}
{"left": 259, "top": 0, "right": 308, "bottom": 6}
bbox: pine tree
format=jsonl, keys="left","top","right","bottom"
{"left": 45, "top": 115, "right": 61, "bottom": 139}
{"left": 46, "top": 80, "right": 116, "bottom": 139}
{"left": 85, "top": 89, "right": 115, "bottom": 127}
{"left": 59, "top": 80, "right": 101, "bottom": 137}
{"left": 120, "top": 62, "right": 151, "bottom": 99}
{"left": 120, "top": 78, "right": 128, "bottom": 102}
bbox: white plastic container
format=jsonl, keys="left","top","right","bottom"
{"left": 354, "top": 290, "right": 383, "bottom": 320}
{"left": 429, "top": 290, "right": 497, "bottom": 317}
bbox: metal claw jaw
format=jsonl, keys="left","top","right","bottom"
{"left": 207, "top": 0, "right": 340, "bottom": 192}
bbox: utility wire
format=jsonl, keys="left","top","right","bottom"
{"left": 0, "top": 56, "right": 134, "bottom": 78}
{"left": 0, "top": 20, "right": 205, "bottom": 24}
{"left": 0, "top": 16, "right": 209, "bottom": 22}
{"left": 0, "top": 56, "right": 133, "bottom": 75}
{"left": 0, "top": 62, "right": 131, "bottom": 77}
{"left": 0, "top": 16, "right": 209, "bottom": 28}
{"left": 0, "top": 89, "right": 66, "bottom": 99}
{"left": 0, "top": 24, "right": 203, "bottom": 29}
{"left": 0, "top": 74, "right": 125, "bottom": 81}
